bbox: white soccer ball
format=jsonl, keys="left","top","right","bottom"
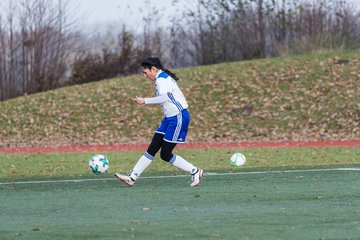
{"left": 89, "top": 154, "right": 109, "bottom": 174}
{"left": 230, "top": 152, "right": 246, "bottom": 167}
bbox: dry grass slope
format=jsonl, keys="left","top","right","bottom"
{"left": 0, "top": 51, "right": 359, "bottom": 148}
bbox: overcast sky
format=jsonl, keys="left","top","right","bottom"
{"left": 72, "top": 0, "right": 360, "bottom": 29}
{"left": 71, "top": 0, "right": 190, "bottom": 31}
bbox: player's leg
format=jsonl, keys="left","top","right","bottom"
{"left": 160, "top": 141, "right": 195, "bottom": 174}
{"left": 146, "top": 132, "right": 164, "bottom": 156}
{"left": 160, "top": 141, "right": 203, "bottom": 187}
{"left": 161, "top": 110, "right": 203, "bottom": 186}
{"left": 128, "top": 133, "right": 163, "bottom": 180}
{"left": 115, "top": 120, "right": 166, "bottom": 187}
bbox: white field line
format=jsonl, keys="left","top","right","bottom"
{"left": 1, "top": 168, "right": 360, "bottom": 186}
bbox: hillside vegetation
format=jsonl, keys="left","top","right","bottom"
{"left": 0, "top": 51, "right": 359, "bottom": 148}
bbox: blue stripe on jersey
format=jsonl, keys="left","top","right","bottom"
{"left": 172, "top": 112, "right": 182, "bottom": 142}
{"left": 167, "top": 93, "right": 184, "bottom": 111}
{"left": 158, "top": 72, "right": 169, "bottom": 79}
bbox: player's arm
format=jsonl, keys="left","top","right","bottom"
{"left": 133, "top": 78, "right": 171, "bottom": 105}
{"left": 133, "top": 94, "right": 168, "bottom": 105}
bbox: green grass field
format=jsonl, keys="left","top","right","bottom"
{"left": 1, "top": 147, "right": 360, "bottom": 239}
{"left": 1, "top": 168, "right": 360, "bottom": 240}
{"left": 1, "top": 147, "right": 360, "bottom": 179}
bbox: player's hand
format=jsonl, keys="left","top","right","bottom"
{"left": 133, "top": 96, "right": 145, "bottom": 105}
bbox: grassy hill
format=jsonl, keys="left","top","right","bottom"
{"left": 0, "top": 51, "right": 359, "bottom": 148}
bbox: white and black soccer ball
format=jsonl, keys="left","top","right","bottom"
{"left": 230, "top": 152, "right": 246, "bottom": 167}
{"left": 89, "top": 154, "right": 109, "bottom": 174}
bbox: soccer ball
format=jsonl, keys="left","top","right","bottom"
{"left": 230, "top": 152, "right": 246, "bottom": 167}
{"left": 89, "top": 154, "right": 109, "bottom": 174}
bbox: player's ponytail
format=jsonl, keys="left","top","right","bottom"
{"left": 141, "top": 57, "right": 179, "bottom": 81}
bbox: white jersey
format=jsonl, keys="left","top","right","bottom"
{"left": 155, "top": 70, "right": 188, "bottom": 117}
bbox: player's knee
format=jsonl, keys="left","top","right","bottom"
{"left": 160, "top": 151, "right": 172, "bottom": 162}
{"left": 147, "top": 148, "right": 157, "bottom": 157}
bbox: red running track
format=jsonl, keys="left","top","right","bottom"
{"left": 0, "top": 140, "right": 359, "bottom": 154}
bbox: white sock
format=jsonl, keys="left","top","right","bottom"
{"left": 170, "top": 154, "right": 198, "bottom": 174}
{"left": 130, "top": 152, "right": 154, "bottom": 180}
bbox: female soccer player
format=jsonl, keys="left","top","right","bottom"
{"left": 115, "top": 57, "right": 203, "bottom": 187}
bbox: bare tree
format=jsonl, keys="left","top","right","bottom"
{"left": 267, "top": 0, "right": 360, "bottom": 55}
{"left": 171, "top": 0, "right": 360, "bottom": 65}
{"left": 0, "top": 0, "right": 77, "bottom": 101}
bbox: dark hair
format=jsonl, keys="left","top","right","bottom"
{"left": 141, "top": 57, "right": 179, "bottom": 81}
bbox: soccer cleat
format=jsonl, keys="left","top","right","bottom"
{"left": 115, "top": 173, "right": 135, "bottom": 187}
{"left": 190, "top": 169, "right": 203, "bottom": 187}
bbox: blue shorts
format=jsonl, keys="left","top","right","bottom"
{"left": 155, "top": 109, "right": 190, "bottom": 143}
